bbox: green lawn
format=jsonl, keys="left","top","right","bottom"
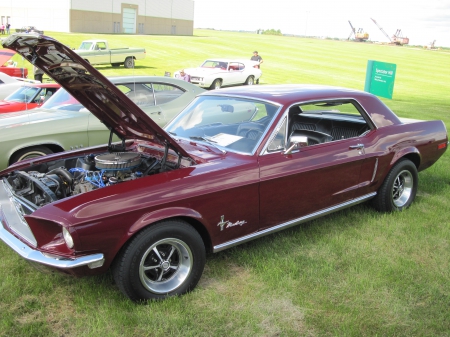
{"left": 2, "top": 29, "right": 449, "bottom": 337}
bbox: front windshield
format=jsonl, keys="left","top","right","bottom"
{"left": 5, "top": 86, "right": 40, "bottom": 103}
{"left": 78, "top": 42, "right": 93, "bottom": 50}
{"left": 165, "top": 96, "right": 279, "bottom": 155}
{"left": 41, "top": 88, "right": 84, "bottom": 111}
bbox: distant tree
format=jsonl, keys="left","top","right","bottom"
{"left": 262, "top": 29, "right": 282, "bottom": 36}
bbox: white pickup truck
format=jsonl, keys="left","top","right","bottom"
{"left": 73, "top": 40, "right": 146, "bottom": 68}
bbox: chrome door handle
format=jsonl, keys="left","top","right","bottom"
{"left": 349, "top": 144, "right": 364, "bottom": 150}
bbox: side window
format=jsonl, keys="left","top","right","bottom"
{"left": 238, "top": 63, "right": 245, "bottom": 70}
{"left": 118, "top": 84, "right": 155, "bottom": 106}
{"left": 152, "top": 83, "right": 184, "bottom": 105}
{"left": 267, "top": 117, "right": 287, "bottom": 152}
{"left": 288, "top": 101, "right": 370, "bottom": 147}
{"left": 97, "top": 42, "right": 107, "bottom": 50}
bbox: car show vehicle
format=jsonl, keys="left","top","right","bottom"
{"left": 0, "top": 74, "right": 205, "bottom": 169}
{"left": 0, "top": 72, "right": 39, "bottom": 99}
{"left": 0, "top": 82, "right": 60, "bottom": 113}
{"left": 15, "top": 26, "right": 44, "bottom": 34}
{"left": 0, "top": 48, "right": 28, "bottom": 78}
{"left": 0, "top": 34, "right": 448, "bottom": 302}
{"left": 175, "top": 59, "right": 262, "bottom": 89}
{"left": 74, "top": 40, "right": 146, "bottom": 68}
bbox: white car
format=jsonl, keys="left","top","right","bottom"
{"left": 0, "top": 72, "right": 40, "bottom": 100}
{"left": 175, "top": 59, "right": 262, "bottom": 89}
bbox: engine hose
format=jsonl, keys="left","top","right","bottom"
{"left": 47, "top": 167, "right": 74, "bottom": 186}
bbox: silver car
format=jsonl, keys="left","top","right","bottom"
{"left": 0, "top": 76, "right": 205, "bottom": 169}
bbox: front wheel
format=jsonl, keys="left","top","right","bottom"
{"left": 112, "top": 220, "right": 205, "bottom": 302}
{"left": 210, "top": 79, "right": 222, "bottom": 90}
{"left": 372, "top": 159, "right": 418, "bottom": 212}
{"left": 245, "top": 76, "right": 254, "bottom": 85}
{"left": 10, "top": 146, "right": 54, "bottom": 165}
{"left": 124, "top": 57, "right": 135, "bottom": 68}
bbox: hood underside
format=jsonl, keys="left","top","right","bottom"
{"left": 1, "top": 33, "right": 191, "bottom": 159}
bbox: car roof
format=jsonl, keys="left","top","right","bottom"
{"left": 201, "top": 84, "right": 373, "bottom": 105}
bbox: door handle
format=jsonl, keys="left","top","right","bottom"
{"left": 349, "top": 144, "right": 364, "bottom": 150}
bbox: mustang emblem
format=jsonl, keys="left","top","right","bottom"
{"left": 217, "top": 215, "right": 247, "bottom": 231}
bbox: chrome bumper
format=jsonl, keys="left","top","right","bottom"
{"left": 0, "top": 181, "right": 104, "bottom": 269}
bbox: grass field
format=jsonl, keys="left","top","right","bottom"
{"left": 2, "top": 29, "right": 450, "bottom": 336}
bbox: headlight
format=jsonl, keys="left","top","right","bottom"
{"left": 62, "top": 227, "right": 74, "bottom": 249}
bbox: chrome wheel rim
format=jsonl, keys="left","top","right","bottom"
{"left": 392, "top": 169, "right": 413, "bottom": 207}
{"left": 139, "top": 238, "right": 192, "bottom": 294}
{"left": 214, "top": 81, "right": 221, "bottom": 89}
{"left": 248, "top": 77, "right": 254, "bottom": 85}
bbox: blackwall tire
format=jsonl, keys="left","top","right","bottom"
{"left": 112, "top": 220, "right": 205, "bottom": 302}
{"left": 245, "top": 76, "right": 254, "bottom": 85}
{"left": 124, "top": 57, "right": 135, "bottom": 69}
{"left": 10, "top": 146, "right": 54, "bottom": 164}
{"left": 210, "top": 79, "right": 222, "bottom": 90}
{"left": 372, "top": 159, "right": 418, "bottom": 212}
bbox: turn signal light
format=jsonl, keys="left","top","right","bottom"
{"left": 437, "top": 142, "right": 447, "bottom": 150}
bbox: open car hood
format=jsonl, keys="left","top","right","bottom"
{"left": 1, "top": 33, "right": 192, "bottom": 159}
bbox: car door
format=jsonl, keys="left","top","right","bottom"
{"left": 226, "top": 62, "right": 244, "bottom": 85}
{"left": 258, "top": 103, "right": 371, "bottom": 229}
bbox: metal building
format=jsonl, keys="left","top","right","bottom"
{"left": 0, "top": 0, "right": 194, "bottom": 35}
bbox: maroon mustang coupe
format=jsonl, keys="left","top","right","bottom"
{"left": 0, "top": 34, "right": 448, "bottom": 302}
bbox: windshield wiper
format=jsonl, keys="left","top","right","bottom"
{"left": 189, "top": 136, "right": 226, "bottom": 154}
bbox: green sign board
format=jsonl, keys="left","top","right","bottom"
{"left": 364, "top": 60, "right": 396, "bottom": 99}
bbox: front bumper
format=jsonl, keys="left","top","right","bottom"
{"left": 0, "top": 181, "right": 104, "bottom": 270}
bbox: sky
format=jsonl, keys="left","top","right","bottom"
{"left": 193, "top": 0, "right": 450, "bottom": 48}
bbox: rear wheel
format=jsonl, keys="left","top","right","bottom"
{"left": 112, "top": 220, "right": 205, "bottom": 302}
{"left": 372, "top": 159, "right": 418, "bottom": 212}
{"left": 10, "top": 146, "right": 53, "bottom": 164}
{"left": 245, "top": 76, "right": 254, "bottom": 85}
{"left": 124, "top": 57, "right": 135, "bottom": 68}
{"left": 210, "top": 79, "right": 222, "bottom": 90}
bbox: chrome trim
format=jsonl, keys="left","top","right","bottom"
{"left": 371, "top": 158, "right": 378, "bottom": 182}
{"left": 0, "top": 181, "right": 104, "bottom": 269}
{"left": 0, "top": 180, "right": 37, "bottom": 247}
{"left": 0, "top": 222, "right": 105, "bottom": 269}
{"left": 213, "top": 192, "right": 376, "bottom": 252}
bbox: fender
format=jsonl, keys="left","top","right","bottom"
{"left": 128, "top": 207, "right": 205, "bottom": 234}
{"left": 389, "top": 146, "right": 421, "bottom": 168}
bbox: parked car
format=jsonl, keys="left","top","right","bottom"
{"left": 15, "top": 26, "right": 44, "bottom": 34}
{"left": 175, "top": 59, "right": 262, "bottom": 89}
{"left": 74, "top": 40, "right": 146, "bottom": 68}
{"left": 0, "top": 34, "right": 448, "bottom": 302}
{"left": 0, "top": 82, "right": 60, "bottom": 113}
{"left": 0, "top": 75, "right": 205, "bottom": 169}
{"left": 0, "top": 48, "right": 28, "bottom": 78}
{"left": 0, "top": 72, "right": 38, "bottom": 99}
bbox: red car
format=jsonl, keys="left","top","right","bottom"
{"left": 0, "top": 82, "right": 60, "bottom": 113}
{"left": 0, "top": 34, "right": 448, "bottom": 302}
{"left": 0, "top": 48, "right": 28, "bottom": 78}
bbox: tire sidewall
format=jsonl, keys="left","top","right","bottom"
{"left": 114, "top": 221, "right": 205, "bottom": 301}
{"left": 375, "top": 159, "right": 418, "bottom": 212}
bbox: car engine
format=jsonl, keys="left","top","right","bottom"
{"left": 4, "top": 152, "right": 162, "bottom": 211}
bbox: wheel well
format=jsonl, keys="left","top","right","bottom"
{"left": 9, "top": 144, "right": 65, "bottom": 166}
{"left": 402, "top": 152, "right": 420, "bottom": 169}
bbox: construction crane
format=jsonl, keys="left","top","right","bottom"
{"left": 370, "top": 18, "right": 409, "bottom": 45}
{"left": 347, "top": 21, "right": 369, "bottom": 42}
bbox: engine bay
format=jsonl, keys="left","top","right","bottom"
{"left": 4, "top": 151, "right": 174, "bottom": 212}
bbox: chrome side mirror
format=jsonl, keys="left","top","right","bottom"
{"left": 284, "top": 135, "right": 308, "bottom": 155}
